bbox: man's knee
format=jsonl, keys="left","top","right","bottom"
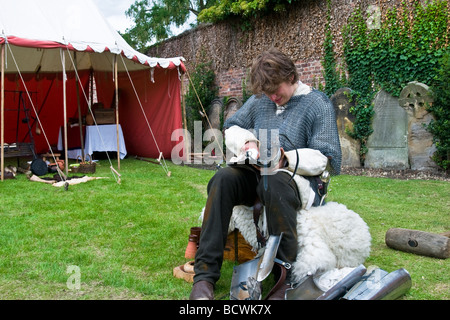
{"left": 208, "top": 166, "right": 257, "bottom": 198}
{"left": 257, "top": 173, "right": 300, "bottom": 204}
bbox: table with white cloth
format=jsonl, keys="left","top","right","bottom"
{"left": 57, "top": 124, "right": 127, "bottom": 159}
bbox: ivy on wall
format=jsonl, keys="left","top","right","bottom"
{"left": 198, "top": 0, "right": 299, "bottom": 23}
{"left": 323, "top": 0, "right": 449, "bottom": 167}
{"left": 322, "top": 0, "right": 344, "bottom": 97}
{"left": 185, "top": 58, "right": 218, "bottom": 136}
{"left": 427, "top": 52, "right": 450, "bottom": 171}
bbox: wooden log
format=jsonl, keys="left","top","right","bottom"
{"left": 385, "top": 228, "right": 450, "bottom": 259}
{"left": 440, "top": 231, "right": 450, "bottom": 238}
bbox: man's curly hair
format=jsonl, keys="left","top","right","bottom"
{"left": 250, "top": 48, "right": 299, "bottom": 95}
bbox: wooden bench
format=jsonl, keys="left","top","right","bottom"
{"left": 2, "top": 142, "right": 34, "bottom": 158}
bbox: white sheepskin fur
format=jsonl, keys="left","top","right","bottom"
{"left": 199, "top": 201, "right": 371, "bottom": 284}
{"left": 221, "top": 201, "right": 371, "bottom": 284}
{"left": 199, "top": 205, "right": 266, "bottom": 253}
{"left": 227, "top": 205, "right": 265, "bottom": 252}
{"left": 292, "top": 202, "right": 371, "bottom": 282}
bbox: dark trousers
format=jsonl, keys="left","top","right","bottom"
{"left": 193, "top": 165, "right": 301, "bottom": 285}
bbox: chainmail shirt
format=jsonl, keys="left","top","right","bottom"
{"left": 224, "top": 89, "right": 342, "bottom": 175}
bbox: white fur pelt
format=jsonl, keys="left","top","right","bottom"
{"left": 199, "top": 205, "right": 265, "bottom": 253}
{"left": 200, "top": 201, "right": 372, "bottom": 284}
{"left": 292, "top": 202, "right": 371, "bottom": 282}
{"left": 227, "top": 205, "right": 266, "bottom": 253}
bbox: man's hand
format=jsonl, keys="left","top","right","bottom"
{"left": 242, "top": 142, "right": 286, "bottom": 172}
{"left": 241, "top": 141, "right": 260, "bottom": 160}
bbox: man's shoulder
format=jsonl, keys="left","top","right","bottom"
{"left": 301, "top": 88, "right": 328, "bottom": 100}
{"left": 246, "top": 94, "right": 271, "bottom": 104}
{"left": 291, "top": 89, "right": 332, "bottom": 108}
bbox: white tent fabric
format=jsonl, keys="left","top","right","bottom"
{"left": 0, "top": 0, "right": 184, "bottom": 72}
{"left": 0, "top": 0, "right": 185, "bottom": 181}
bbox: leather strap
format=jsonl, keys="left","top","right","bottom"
{"left": 234, "top": 229, "right": 239, "bottom": 263}
{"left": 264, "top": 262, "right": 287, "bottom": 300}
{"left": 253, "top": 197, "right": 266, "bottom": 248}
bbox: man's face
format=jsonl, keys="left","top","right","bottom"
{"left": 264, "top": 81, "right": 297, "bottom": 106}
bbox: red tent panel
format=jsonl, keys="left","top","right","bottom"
{"left": 118, "top": 68, "right": 183, "bottom": 159}
{"left": 3, "top": 71, "right": 90, "bottom": 155}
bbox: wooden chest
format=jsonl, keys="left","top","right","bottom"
{"left": 94, "top": 108, "right": 116, "bottom": 124}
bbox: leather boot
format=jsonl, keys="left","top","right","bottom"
{"left": 189, "top": 280, "right": 214, "bottom": 300}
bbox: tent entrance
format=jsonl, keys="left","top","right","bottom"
{"left": 3, "top": 90, "right": 38, "bottom": 165}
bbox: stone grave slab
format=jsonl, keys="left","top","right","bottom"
{"left": 331, "top": 87, "right": 361, "bottom": 167}
{"left": 365, "top": 90, "right": 408, "bottom": 169}
{"left": 399, "top": 81, "right": 438, "bottom": 171}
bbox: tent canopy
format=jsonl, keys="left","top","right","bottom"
{"left": 1, "top": 0, "right": 186, "bottom": 165}
{"left": 0, "top": 0, "right": 184, "bottom": 72}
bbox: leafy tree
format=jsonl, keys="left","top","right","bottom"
{"left": 123, "top": 0, "right": 299, "bottom": 51}
{"left": 198, "top": 0, "right": 298, "bottom": 23}
{"left": 185, "top": 59, "right": 218, "bottom": 135}
{"left": 123, "top": 0, "right": 216, "bottom": 51}
{"left": 334, "top": 0, "right": 448, "bottom": 167}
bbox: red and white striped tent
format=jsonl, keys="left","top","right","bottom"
{"left": 0, "top": 0, "right": 186, "bottom": 180}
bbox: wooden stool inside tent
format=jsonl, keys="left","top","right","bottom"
{"left": 41, "top": 152, "right": 61, "bottom": 162}
{"left": 41, "top": 152, "right": 64, "bottom": 170}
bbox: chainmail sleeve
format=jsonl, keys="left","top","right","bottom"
{"left": 223, "top": 95, "right": 258, "bottom": 130}
{"left": 223, "top": 90, "right": 342, "bottom": 175}
{"left": 305, "top": 91, "right": 342, "bottom": 175}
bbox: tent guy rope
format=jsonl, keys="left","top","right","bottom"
{"left": 64, "top": 47, "right": 121, "bottom": 184}
{"left": 2, "top": 43, "right": 122, "bottom": 185}
{"left": 185, "top": 67, "right": 225, "bottom": 163}
{"left": 4, "top": 42, "right": 66, "bottom": 183}
{"left": 119, "top": 54, "right": 171, "bottom": 177}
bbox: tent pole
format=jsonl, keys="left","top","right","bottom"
{"left": 89, "top": 69, "right": 93, "bottom": 106}
{"left": 61, "top": 48, "right": 68, "bottom": 175}
{"left": 181, "top": 73, "right": 189, "bottom": 163}
{"left": 114, "top": 55, "right": 120, "bottom": 170}
{"left": 1, "top": 44, "right": 5, "bottom": 181}
{"left": 74, "top": 51, "right": 85, "bottom": 162}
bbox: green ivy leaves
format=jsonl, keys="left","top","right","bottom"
{"left": 185, "top": 59, "right": 219, "bottom": 135}
{"left": 323, "top": 0, "right": 449, "bottom": 167}
{"left": 426, "top": 51, "right": 450, "bottom": 170}
{"left": 198, "top": 0, "right": 299, "bottom": 23}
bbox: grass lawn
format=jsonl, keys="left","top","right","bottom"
{"left": 0, "top": 157, "right": 448, "bottom": 300}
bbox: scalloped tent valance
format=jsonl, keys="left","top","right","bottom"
{"left": 0, "top": 0, "right": 186, "bottom": 175}
{"left": 0, "top": 0, "right": 185, "bottom": 72}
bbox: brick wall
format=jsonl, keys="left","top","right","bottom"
{"left": 217, "top": 68, "right": 246, "bottom": 98}
{"left": 297, "top": 60, "right": 324, "bottom": 88}
{"left": 150, "top": 0, "right": 405, "bottom": 101}
{"left": 215, "top": 59, "right": 324, "bottom": 100}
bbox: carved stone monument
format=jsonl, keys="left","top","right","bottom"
{"left": 399, "top": 81, "right": 438, "bottom": 171}
{"left": 365, "top": 90, "right": 408, "bottom": 169}
{"left": 207, "top": 98, "right": 223, "bottom": 130}
{"left": 331, "top": 88, "right": 361, "bottom": 167}
{"left": 224, "top": 97, "right": 242, "bottom": 121}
